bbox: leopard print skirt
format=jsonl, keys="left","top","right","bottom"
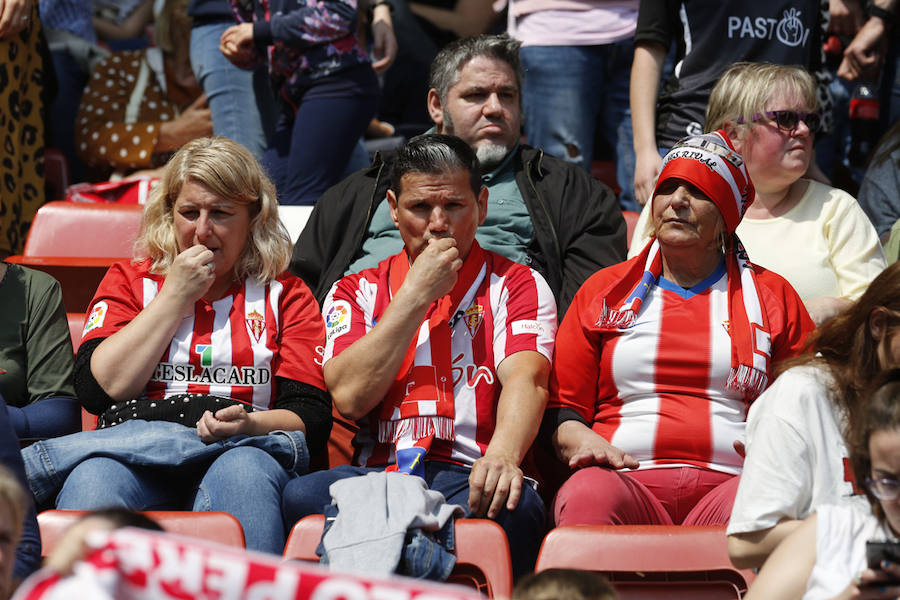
{"left": 0, "top": 4, "right": 44, "bottom": 256}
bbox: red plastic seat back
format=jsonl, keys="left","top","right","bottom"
{"left": 22, "top": 201, "right": 142, "bottom": 258}
{"left": 67, "top": 313, "right": 85, "bottom": 353}
{"left": 536, "top": 525, "right": 754, "bottom": 594}
{"left": 284, "top": 515, "right": 513, "bottom": 599}
{"left": 38, "top": 509, "right": 246, "bottom": 557}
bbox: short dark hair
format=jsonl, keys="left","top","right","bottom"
{"left": 391, "top": 133, "right": 482, "bottom": 197}
{"left": 512, "top": 569, "right": 618, "bottom": 600}
{"left": 429, "top": 34, "right": 522, "bottom": 104}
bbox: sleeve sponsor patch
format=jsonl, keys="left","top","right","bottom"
{"left": 324, "top": 300, "right": 352, "bottom": 342}
{"left": 83, "top": 301, "right": 108, "bottom": 335}
{"left": 511, "top": 319, "right": 546, "bottom": 336}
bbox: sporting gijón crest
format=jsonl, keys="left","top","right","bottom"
{"left": 246, "top": 309, "right": 266, "bottom": 342}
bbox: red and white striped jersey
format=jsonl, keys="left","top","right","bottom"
{"left": 323, "top": 250, "right": 557, "bottom": 468}
{"left": 82, "top": 260, "right": 326, "bottom": 409}
{"left": 550, "top": 259, "right": 813, "bottom": 475}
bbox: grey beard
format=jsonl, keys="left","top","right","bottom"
{"left": 442, "top": 109, "right": 511, "bottom": 170}
{"left": 476, "top": 143, "right": 510, "bottom": 170}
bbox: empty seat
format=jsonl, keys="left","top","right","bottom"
{"left": 7, "top": 202, "right": 143, "bottom": 310}
{"left": 536, "top": 525, "right": 754, "bottom": 596}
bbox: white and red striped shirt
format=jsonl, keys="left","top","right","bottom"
{"left": 323, "top": 250, "right": 557, "bottom": 468}
{"left": 82, "top": 260, "right": 326, "bottom": 409}
{"left": 550, "top": 258, "right": 813, "bottom": 474}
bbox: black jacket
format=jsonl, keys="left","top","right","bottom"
{"left": 290, "top": 145, "right": 627, "bottom": 317}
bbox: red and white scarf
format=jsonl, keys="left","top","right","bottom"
{"left": 593, "top": 130, "right": 771, "bottom": 399}
{"left": 373, "top": 243, "right": 487, "bottom": 474}
{"left": 592, "top": 237, "right": 772, "bottom": 399}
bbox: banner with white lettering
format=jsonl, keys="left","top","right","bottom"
{"left": 13, "top": 528, "right": 485, "bottom": 600}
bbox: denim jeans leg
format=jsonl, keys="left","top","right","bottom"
{"left": 603, "top": 38, "right": 637, "bottom": 211}
{"left": 193, "top": 446, "right": 294, "bottom": 555}
{"left": 281, "top": 465, "right": 374, "bottom": 526}
{"left": 425, "top": 462, "right": 545, "bottom": 581}
{"left": 55, "top": 456, "right": 183, "bottom": 510}
{"left": 264, "top": 81, "right": 377, "bottom": 205}
{"left": 521, "top": 45, "right": 602, "bottom": 173}
{"left": 189, "top": 22, "right": 274, "bottom": 159}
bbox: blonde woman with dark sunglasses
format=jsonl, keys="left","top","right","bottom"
{"left": 629, "top": 62, "right": 886, "bottom": 326}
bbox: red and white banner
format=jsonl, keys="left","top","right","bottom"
{"left": 14, "top": 528, "right": 485, "bottom": 600}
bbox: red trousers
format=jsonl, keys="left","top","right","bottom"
{"left": 553, "top": 466, "right": 740, "bottom": 526}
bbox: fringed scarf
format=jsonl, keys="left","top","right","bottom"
{"left": 592, "top": 237, "right": 772, "bottom": 399}
{"left": 593, "top": 129, "right": 770, "bottom": 399}
{"left": 374, "top": 243, "right": 487, "bottom": 477}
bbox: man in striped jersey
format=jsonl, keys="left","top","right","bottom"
{"left": 283, "top": 134, "right": 557, "bottom": 578}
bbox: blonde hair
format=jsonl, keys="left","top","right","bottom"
{"left": 705, "top": 62, "right": 818, "bottom": 138}
{"left": 154, "top": 0, "right": 191, "bottom": 55}
{"left": 0, "top": 466, "right": 26, "bottom": 543}
{"left": 135, "top": 137, "right": 291, "bottom": 284}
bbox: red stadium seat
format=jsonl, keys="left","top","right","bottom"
{"left": 7, "top": 202, "right": 143, "bottom": 310}
{"left": 535, "top": 525, "right": 754, "bottom": 597}
{"left": 37, "top": 509, "right": 246, "bottom": 557}
{"left": 67, "top": 313, "right": 85, "bottom": 353}
{"left": 284, "top": 515, "right": 513, "bottom": 599}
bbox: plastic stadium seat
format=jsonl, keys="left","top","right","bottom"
{"left": 614, "top": 580, "right": 742, "bottom": 599}
{"left": 535, "top": 525, "right": 754, "bottom": 598}
{"left": 7, "top": 202, "right": 143, "bottom": 310}
{"left": 622, "top": 210, "right": 640, "bottom": 247}
{"left": 16, "top": 201, "right": 142, "bottom": 258}
{"left": 37, "top": 510, "right": 246, "bottom": 557}
{"left": 67, "top": 313, "right": 85, "bottom": 353}
{"left": 284, "top": 515, "right": 513, "bottom": 599}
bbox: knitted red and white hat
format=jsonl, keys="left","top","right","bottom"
{"left": 653, "top": 130, "right": 755, "bottom": 234}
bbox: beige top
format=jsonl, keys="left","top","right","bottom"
{"left": 628, "top": 180, "right": 886, "bottom": 301}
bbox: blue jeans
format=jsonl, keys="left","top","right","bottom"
{"left": 189, "top": 22, "right": 275, "bottom": 160}
{"left": 264, "top": 65, "right": 378, "bottom": 205}
{"left": 521, "top": 41, "right": 637, "bottom": 211}
{"left": 282, "top": 461, "right": 546, "bottom": 579}
{"left": 23, "top": 420, "right": 310, "bottom": 554}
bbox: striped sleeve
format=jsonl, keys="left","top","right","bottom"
{"left": 492, "top": 262, "right": 557, "bottom": 366}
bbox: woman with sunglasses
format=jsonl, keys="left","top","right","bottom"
{"left": 728, "top": 261, "right": 900, "bottom": 570}
{"left": 630, "top": 62, "right": 886, "bottom": 326}
{"left": 744, "top": 372, "right": 900, "bottom": 599}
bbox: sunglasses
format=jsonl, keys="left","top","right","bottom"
{"left": 737, "top": 110, "right": 822, "bottom": 134}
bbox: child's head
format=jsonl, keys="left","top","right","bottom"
{"left": 850, "top": 370, "right": 900, "bottom": 532}
{"left": 512, "top": 569, "right": 618, "bottom": 600}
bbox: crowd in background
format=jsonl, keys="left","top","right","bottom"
{"left": 1, "top": 0, "right": 900, "bottom": 598}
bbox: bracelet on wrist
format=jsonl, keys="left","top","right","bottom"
{"left": 866, "top": 2, "right": 896, "bottom": 27}
{"left": 367, "top": 0, "right": 394, "bottom": 22}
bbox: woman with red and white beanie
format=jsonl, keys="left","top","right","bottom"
{"left": 545, "top": 130, "right": 815, "bottom": 527}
